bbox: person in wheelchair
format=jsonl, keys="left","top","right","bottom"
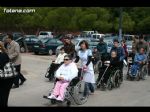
{"left": 98, "top": 51, "right": 121, "bottom": 89}
{"left": 48, "top": 55, "right": 78, "bottom": 102}
{"left": 130, "top": 47, "right": 147, "bottom": 77}
{"left": 46, "top": 47, "right": 67, "bottom": 79}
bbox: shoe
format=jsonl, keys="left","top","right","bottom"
{"left": 48, "top": 94, "right": 57, "bottom": 99}
{"left": 12, "top": 85, "right": 19, "bottom": 89}
{"left": 56, "top": 96, "right": 64, "bottom": 101}
{"left": 80, "top": 96, "right": 87, "bottom": 100}
{"left": 20, "top": 79, "right": 26, "bottom": 85}
{"left": 89, "top": 92, "right": 94, "bottom": 95}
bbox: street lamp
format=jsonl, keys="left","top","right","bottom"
{"left": 119, "top": 7, "right": 123, "bottom": 42}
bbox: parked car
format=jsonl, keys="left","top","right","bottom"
{"left": 38, "top": 31, "right": 54, "bottom": 40}
{"left": 24, "top": 35, "right": 39, "bottom": 52}
{"left": 33, "top": 38, "right": 63, "bottom": 55}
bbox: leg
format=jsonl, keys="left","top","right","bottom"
{"left": 57, "top": 82, "right": 69, "bottom": 101}
{"left": 17, "top": 65, "right": 26, "bottom": 85}
{"left": 0, "top": 78, "right": 14, "bottom": 107}
{"left": 83, "top": 82, "right": 89, "bottom": 97}
{"left": 52, "top": 81, "right": 62, "bottom": 97}
{"left": 13, "top": 65, "right": 20, "bottom": 87}
{"left": 88, "top": 83, "right": 95, "bottom": 93}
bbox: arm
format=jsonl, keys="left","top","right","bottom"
{"left": 85, "top": 49, "right": 92, "bottom": 66}
{"left": 9, "top": 43, "right": 20, "bottom": 60}
{"left": 74, "top": 51, "right": 80, "bottom": 63}
{"left": 119, "top": 47, "right": 126, "bottom": 61}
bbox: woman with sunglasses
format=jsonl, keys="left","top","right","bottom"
{"left": 75, "top": 40, "right": 95, "bottom": 99}
{"left": 48, "top": 55, "right": 78, "bottom": 101}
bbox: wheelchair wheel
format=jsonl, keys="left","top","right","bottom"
{"left": 72, "top": 81, "right": 88, "bottom": 105}
{"left": 141, "top": 65, "right": 148, "bottom": 80}
{"left": 113, "top": 70, "right": 122, "bottom": 88}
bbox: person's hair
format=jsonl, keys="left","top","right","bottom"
{"left": 111, "top": 50, "right": 117, "bottom": 56}
{"left": 60, "top": 47, "right": 64, "bottom": 51}
{"left": 139, "top": 35, "right": 144, "bottom": 39}
{"left": 121, "top": 39, "right": 126, "bottom": 43}
{"left": 64, "top": 54, "right": 73, "bottom": 60}
{"left": 0, "top": 41, "right": 6, "bottom": 53}
{"left": 79, "top": 40, "right": 89, "bottom": 49}
{"left": 7, "top": 33, "right": 13, "bottom": 40}
{"left": 113, "top": 39, "right": 119, "bottom": 43}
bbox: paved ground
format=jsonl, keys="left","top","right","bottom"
{"left": 8, "top": 53, "right": 150, "bottom": 107}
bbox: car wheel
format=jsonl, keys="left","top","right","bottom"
{"left": 20, "top": 47, "right": 25, "bottom": 53}
{"left": 34, "top": 51, "right": 39, "bottom": 55}
{"left": 49, "top": 49, "right": 53, "bottom": 56}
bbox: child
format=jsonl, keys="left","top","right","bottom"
{"left": 48, "top": 55, "right": 78, "bottom": 101}
{"left": 130, "top": 47, "right": 147, "bottom": 77}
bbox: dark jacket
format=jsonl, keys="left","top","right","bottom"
{"left": 0, "top": 52, "right": 9, "bottom": 70}
{"left": 110, "top": 46, "right": 125, "bottom": 62}
{"left": 110, "top": 57, "right": 121, "bottom": 68}
{"left": 64, "top": 42, "right": 75, "bottom": 57}
{"left": 97, "top": 42, "right": 107, "bottom": 59}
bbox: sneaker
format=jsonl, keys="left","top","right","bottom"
{"left": 48, "top": 94, "right": 57, "bottom": 99}
{"left": 56, "top": 96, "right": 64, "bottom": 101}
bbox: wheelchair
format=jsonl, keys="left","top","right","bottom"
{"left": 43, "top": 68, "right": 88, "bottom": 106}
{"left": 45, "top": 63, "right": 62, "bottom": 81}
{"left": 96, "top": 61, "right": 122, "bottom": 91}
{"left": 126, "top": 58, "right": 149, "bottom": 81}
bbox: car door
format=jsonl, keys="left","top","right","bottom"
{"left": 46, "top": 39, "right": 57, "bottom": 52}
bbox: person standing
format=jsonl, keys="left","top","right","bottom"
{"left": 75, "top": 40, "right": 95, "bottom": 99}
{"left": 5, "top": 34, "right": 26, "bottom": 88}
{"left": 96, "top": 37, "right": 108, "bottom": 62}
{"left": 121, "top": 40, "right": 128, "bottom": 61}
{"left": 0, "top": 42, "right": 14, "bottom": 107}
{"left": 110, "top": 39, "right": 125, "bottom": 82}
{"left": 63, "top": 36, "right": 76, "bottom": 58}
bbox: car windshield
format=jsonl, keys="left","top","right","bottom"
{"left": 40, "top": 38, "right": 49, "bottom": 43}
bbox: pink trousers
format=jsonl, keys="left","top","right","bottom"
{"left": 52, "top": 80, "right": 69, "bottom": 100}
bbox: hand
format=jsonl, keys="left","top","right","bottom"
{"left": 59, "top": 76, "right": 64, "bottom": 80}
{"left": 139, "top": 61, "right": 142, "bottom": 64}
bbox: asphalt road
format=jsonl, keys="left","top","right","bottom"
{"left": 8, "top": 53, "right": 150, "bottom": 107}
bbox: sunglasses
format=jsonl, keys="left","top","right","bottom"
{"left": 64, "top": 58, "right": 70, "bottom": 61}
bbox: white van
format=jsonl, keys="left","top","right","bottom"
{"left": 91, "top": 33, "right": 105, "bottom": 40}
{"left": 80, "top": 31, "right": 98, "bottom": 37}
{"left": 38, "top": 31, "right": 54, "bottom": 39}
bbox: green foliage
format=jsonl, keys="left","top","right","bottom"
{"left": 0, "top": 7, "right": 150, "bottom": 34}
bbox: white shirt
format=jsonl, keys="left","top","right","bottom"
{"left": 55, "top": 53, "right": 67, "bottom": 64}
{"left": 55, "top": 62, "right": 78, "bottom": 81}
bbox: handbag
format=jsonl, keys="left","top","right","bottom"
{"left": 0, "top": 62, "right": 18, "bottom": 79}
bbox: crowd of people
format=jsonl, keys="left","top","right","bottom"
{"left": 0, "top": 34, "right": 149, "bottom": 106}
{"left": 46, "top": 35, "right": 150, "bottom": 102}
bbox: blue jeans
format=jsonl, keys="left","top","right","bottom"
{"left": 83, "top": 82, "right": 95, "bottom": 97}
{"left": 131, "top": 64, "right": 140, "bottom": 76}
